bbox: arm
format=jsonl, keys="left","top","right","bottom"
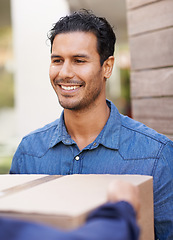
{"left": 153, "top": 141, "right": 173, "bottom": 240}
{"left": 10, "top": 141, "right": 23, "bottom": 174}
{"left": 0, "top": 202, "right": 139, "bottom": 240}
{"left": 69, "top": 201, "right": 140, "bottom": 240}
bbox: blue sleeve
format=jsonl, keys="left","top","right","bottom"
{"left": 10, "top": 141, "right": 23, "bottom": 174}
{"left": 0, "top": 201, "right": 140, "bottom": 240}
{"left": 153, "top": 140, "right": 173, "bottom": 240}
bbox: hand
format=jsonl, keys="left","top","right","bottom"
{"left": 107, "top": 180, "right": 140, "bottom": 217}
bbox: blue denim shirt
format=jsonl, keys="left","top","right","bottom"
{"left": 10, "top": 100, "right": 173, "bottom": 240}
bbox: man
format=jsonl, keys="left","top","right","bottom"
{"left": 0, "top": 180, "right": 140, "bottom": 240}
{"left": 10, "top": 10, "right": 173, "bottom": 240}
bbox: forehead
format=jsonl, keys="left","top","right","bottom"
{"left": 51, "top": 31, "right": 98, "bottom": 55}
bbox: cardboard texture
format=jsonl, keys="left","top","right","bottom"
{"left": 0, "top": 174, "right": 154, "bottom": 240}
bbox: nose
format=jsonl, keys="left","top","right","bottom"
{"left": 59, "top": 61, "right": 74, "bottom": 79}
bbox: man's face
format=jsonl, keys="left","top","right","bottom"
{"left": 49, "top": 31, "right": 110, "bottom": 111}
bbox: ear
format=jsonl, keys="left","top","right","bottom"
{"left": 103, "top": 56, "right": 115, "bottom": 79}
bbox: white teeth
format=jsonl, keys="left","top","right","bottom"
{"left": 61, "top": 85, "right": 79, "bottom": 90}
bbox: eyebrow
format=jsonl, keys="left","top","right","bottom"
{"left": 51, "top": 55, "right": 61, "bottom": 59}
{"left": 73, "top": 54, "right": 90, "bottom": 59}
{"left": 51, "top": 54, "right": 90, "bottom": 59}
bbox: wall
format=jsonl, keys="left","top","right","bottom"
{"left": 126, "top": 0, "right": 173, "bottom": 140}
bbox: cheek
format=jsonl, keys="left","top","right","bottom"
{"left": 75, "top": 65, "right": 100, "bottom": 81}
{"left": 49, "top": 65, "right": 59, "bottom": 81}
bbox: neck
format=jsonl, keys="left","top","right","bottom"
{"left": 64, "top": 100, "right": 110, "bottom": 150}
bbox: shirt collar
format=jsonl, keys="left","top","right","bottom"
{"left": 97, "top": 99, "right": 121, "bottom": 150}
{"left": 49, "top": 111, "right": 73, "bottom": 148}
{"left": 49, "top": 99, "right": 121, "bottom": 150}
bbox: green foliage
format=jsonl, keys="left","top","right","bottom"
{"left": 0, "top": 69, "right": 14, "bottom": 108}
{"left": 120, "top": 68, "right": 131, "bottom": 117}
{"left": 0, "top": 26, "right": 14, "bottom": 108}
{"left": 0, "top": 156, "right": 12, "bottom": 174}
{"left": 120, "top": 68, "right": 130, "bottom": 101}
{"left": 0, "top": 26, "right": 12, "bottom": 47}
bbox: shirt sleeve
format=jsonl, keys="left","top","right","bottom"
{"left": 153, "top": 140, "right": 173, "bottom": 240}
{"left": 9, "top": 140, "right": 24, "bottom": 174}
{"left": 0, "top": 201, "right": 140, "bottom": 240}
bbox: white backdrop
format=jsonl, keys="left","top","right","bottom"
{"left": 11, "top": 0, "right": 70, "bottom": 138}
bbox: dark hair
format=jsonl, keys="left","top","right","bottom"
{"left": 48, "top": 9, "right": 116, "bottom": 66}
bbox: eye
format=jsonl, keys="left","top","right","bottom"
{"left": 51, "top": 58, "right": 63, "bottom": 64}
{"left": 74, "top": 59, "right": 86, "bottom": 64}
{"left": 54, "top": 59, "right": 63, "bottom": 63}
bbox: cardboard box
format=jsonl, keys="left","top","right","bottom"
{"left": 0, "top": 174, "right": 154, "bottom": 240}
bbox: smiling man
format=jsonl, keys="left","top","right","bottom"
{"left": 50, "top": 32, "right": 109, "bottom": 112}
{"left": 10, "top": 9, "right": 173, "bottom": 240}
{"left": 49, "top": 30, "right": 113, "bottom": 150}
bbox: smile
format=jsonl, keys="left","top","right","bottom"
{"left": 61, "top": 85, "right": 80, "bottom": 91}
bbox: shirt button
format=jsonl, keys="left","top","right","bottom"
{"left": 75, "top": 156, "right": 80, "bottom": 161}
{"left": 93, "top": 142, "right": 97, "bottom": 146}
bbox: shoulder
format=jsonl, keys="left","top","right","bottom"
{"left": 25, "top": 118, "right": 60, "bottom": 137}
{"left": 119, "top": 114, "right": 172, "bottom": 160}
{"left": 16, "top": 119, "right": 60, "bottom": 157}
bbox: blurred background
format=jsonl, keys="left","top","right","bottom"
{"left": 0, "top": 0, "right": 14, "bottom": 173}
{"left": 0, "top": 0, "right": 131, "bottom": 173}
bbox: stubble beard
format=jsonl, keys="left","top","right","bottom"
{"left": 57, "top": 85, "right": 103, "bottom": 112}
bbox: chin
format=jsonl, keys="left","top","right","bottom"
{"left": 58, "top": 99, "right": 80, "bottom": 111}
